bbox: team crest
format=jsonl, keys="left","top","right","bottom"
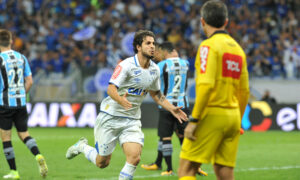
{"left": 133, "top": 69, "right": 142, "bottom": 76}
{"left": 150, "top": 70, "right": 157, "bottom": 75}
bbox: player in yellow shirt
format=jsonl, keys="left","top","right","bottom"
{"left": 178, "top": 1, "right": 250, "bottom": 180}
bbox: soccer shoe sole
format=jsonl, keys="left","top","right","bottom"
{"left": 66, "top": 137, "right": 88, "bottom": 159}
{"left": 141, "top": 164, "right": 162, "bottom": 170}
{"left": 198, "top": 168, "right": 208, "bottom": 176}
{"left": 161, "top": 170, "right": 174, "bottom": 176}
{"left": 3, "top": 171, "right": 20, "bottom": 180}
{"left": 37, "top": 156, "right": 48, "bottom": 178}
{"left": 3, "top": 175, "right": 20, "bottom": 180}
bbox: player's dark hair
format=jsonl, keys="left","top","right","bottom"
{"left": 133, "top": 30, "right": 155, "bottom": 53}
{"left": 201, "top": 0, "right": 228, "bottom": 28}
{"left": 158, "top": 42, "right": 175, "bottom": 53}
{"left": 0, "top": 29, "right": 12, "bottom": 47}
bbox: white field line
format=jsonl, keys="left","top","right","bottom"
{"left": 84, "top": 165, "right": 300, "bottom": 180}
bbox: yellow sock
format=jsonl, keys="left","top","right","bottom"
{"left": 179, "top": 176, "right": 196, "bottom": 180}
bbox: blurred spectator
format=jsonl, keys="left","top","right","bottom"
{"left": 261, "top": 90, "right": 277, "bottom": 104}
{"left": 271, "top": 56, "right": 284, "bottom": 78}
{"left": 30, "top": 53, "right": 44, "bottom": 76}
{"left": 107, "top": 45, "right": 122, "bottom": 68}
{"left": 0, "top": 0, "right": 298, "bottom": 81}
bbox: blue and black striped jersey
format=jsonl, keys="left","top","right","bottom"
{"left": 0, "top": 50, "right": 32, "bottom": 108}
{"left": 158, "top": 57, "right": 189, "bottom": 109}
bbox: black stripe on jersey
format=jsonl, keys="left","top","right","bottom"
{"left": 184, "top": 73, "right": 188, "bottom": 108}
{"left": 13, "top": 65, "right": 21, "bottom": 106}
{"left": 12, "top": 54, "right": 21, "bottom": 106}
{"left": 172, "top": 61, "right": 180, "bottom": 106}
{"left": 0, "top": 57, "right": 8, "bottom": 106}
{"left": 163, "top": 63, "right": 168, "bottom": 96}
{"left": 184, "top": 96, "right": 187, "bottom": 109}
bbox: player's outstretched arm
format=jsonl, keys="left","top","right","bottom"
{"left": 107, "top": 84, "right": 132, "bottom": 110}
{"left": 149, "top": 90, "right": 188, "bottom": 123}
{"left": 24, "top": 75, "right": 33, "bottom": 93}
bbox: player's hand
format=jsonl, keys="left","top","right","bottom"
{"left": 184, "top": 122, "right": 197, "bottom": 141}
{"left": 120, "top": 92, "right": 132, "bottom": 110}
{"left": 170, "top": 106, "right": 188, "bottom": 124}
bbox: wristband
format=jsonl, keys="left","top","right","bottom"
{"left": 188, "top": 116, "right": 198, "bottom": 123}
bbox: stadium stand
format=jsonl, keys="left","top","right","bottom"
{"left": 0, "top": 0, "right": 299, "bottom": 101}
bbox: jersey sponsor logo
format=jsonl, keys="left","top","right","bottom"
{"left": 133, "top": 78, "right": 141, "bottom": 83}
{"left": 128, "top": 88, "right": 147, "bottom": 96}
{"left": 200, "top": 46, "right": 209, "bottom": 73}
{"left": 222, "top": 53, "right": 242, "bottom": 79}
{"left": 111, "top": 65, "right": 122, "bottom": 80}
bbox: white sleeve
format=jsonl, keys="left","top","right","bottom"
{"left": 109, "top": 61, "right": 128, "bottom": 88}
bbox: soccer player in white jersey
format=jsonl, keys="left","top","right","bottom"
{"left": 66, "top": 30, "right": 188, "bottom": 180}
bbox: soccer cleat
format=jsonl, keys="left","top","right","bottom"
{"left": 197, "top": 168, "right": 208, "bottom": 176}
{"left": 36, "top": 154, "right": 48, "bottom": 178}
{"left": 3, "top": 170, "right": 20, "bottom": 179}
{"left": 161, "top": 170, "right": 174, "bottom": 176}
{"left": 66, "top": 137, "right": 88, "bottom": 159}
{"left": 141, "top": 163, "right": 162, "bottom": 170}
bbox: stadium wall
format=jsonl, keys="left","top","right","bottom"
{"left": 249, "top": 79, "right": 300, "bottom": 104}
{"left": 27, "top": 102, "right": 300, "bottom": 131}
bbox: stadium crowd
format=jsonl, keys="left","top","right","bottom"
{"left": 0, "top": 0, "right": 299, "bottom": 79}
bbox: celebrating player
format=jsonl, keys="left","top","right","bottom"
{"left": 66, "top": 30, "right": 187, "bottom": 180}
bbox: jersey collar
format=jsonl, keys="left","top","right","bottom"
{"left": 208, "top": 30, "right": 228, "bottom": 38}
{"left": 134, "top": 54, "right": 153, "bottom": 68}
{"left": 165, "top": 57, "right": 180, "bottom": 61}
{"left": 134, "top": 54, "right": 140, "bottom": 67}
{"left": 0, "top": 49, "right": 13, "bottom": 53}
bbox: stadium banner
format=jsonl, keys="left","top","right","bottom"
{"left": 26, "top": 102, "right": 300, "bottom": 131}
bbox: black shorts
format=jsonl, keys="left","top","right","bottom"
{"left": 0, "top": 107, "right": 28, "bottom": 132}
{"left": 158, "top": 108, "right": 189, "bottom": 138}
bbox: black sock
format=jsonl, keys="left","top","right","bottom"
{"left": 155, "top": 140, "right": 163, "bottom": 167}
{"left": 162, "top": 140, "right": 173, "bottom": 171}
{"left": 23, "top": 136, "right": 40, "bottom": 156}
{"left": 3, "top": 141, "right": 16, "bottom": 170}
{"left": 179, "top": 137, "right": 184, "bottom": 145}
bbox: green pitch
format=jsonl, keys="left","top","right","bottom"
{"left": 0, "top": 128, "right": 299, "bottom": 180}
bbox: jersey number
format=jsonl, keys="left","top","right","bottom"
{"left": 172, "top": 75, "right": 182, "bottom": 93}
{"left": 8, "top": 69, "right": 23, "bottom": 88}
{"left": 200, "top": 46, "right": 210, "bottom": 73}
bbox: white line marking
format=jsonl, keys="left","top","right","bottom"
{"left": 84, "top": 165, "right": 300, "bottom": 180}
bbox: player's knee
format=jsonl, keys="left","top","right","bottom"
{"left": 96, "top": 161, "right": 109, "bottom": 168}
{"left": 134, "top": 156, "right": 141, "bottom": 165}
{"left": 96, "top": 158, "right": 110, "bottom": 168}
{"left": 128, "top": 155, "right": 140, "bottom": 166}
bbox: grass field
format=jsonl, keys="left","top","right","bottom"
{"left": 0, "top": 128, "right": 299, "bottom": 180}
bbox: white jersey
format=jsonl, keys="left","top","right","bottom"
{"left": 100, "top": 54, "right": 160, "bottom": 119}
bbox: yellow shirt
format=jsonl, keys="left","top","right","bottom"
{"left": 192, "top": 31, "right": 249, "bottom": 120}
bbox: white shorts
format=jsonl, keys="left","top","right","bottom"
{"left": 94, "top": 112, "right": 144, "bottom": 156}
